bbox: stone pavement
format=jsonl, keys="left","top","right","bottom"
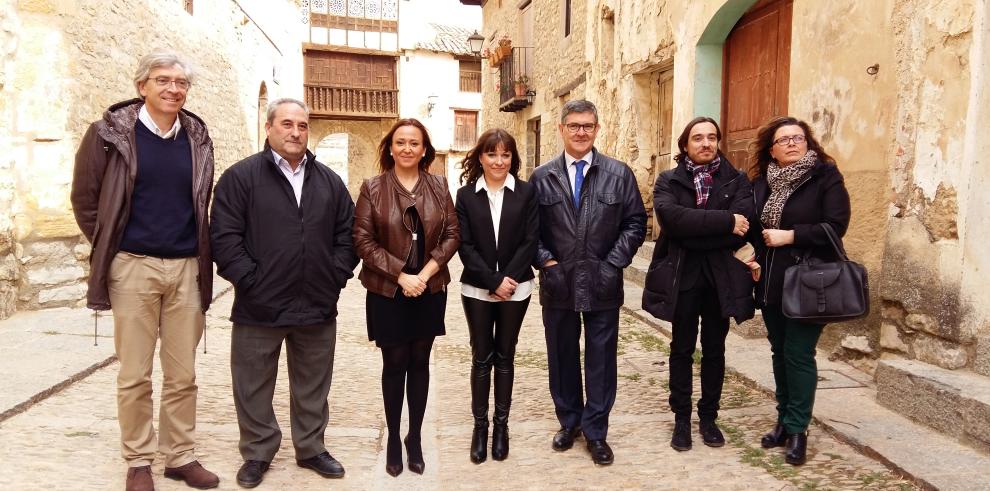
{"left": 0, "top": 259, "right": 931, "bottom": 490}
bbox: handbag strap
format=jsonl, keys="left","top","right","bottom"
{"left": 820, "top": 223, "right": 848, "bottom": 261}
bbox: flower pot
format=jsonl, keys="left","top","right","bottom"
{"left": 514, "top": 82, "right": 527, "bottom": 97}
{"left": 497, "top": 45, "right": 511, "bottom": 58}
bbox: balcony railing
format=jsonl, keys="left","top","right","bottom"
{"left": 498, "top": 47, "right": 533, "bottom": 113}
{"left": 460, "top": 70, "right": 481, "bottom": 93}
{"left": 305, "top": 84, "right": 399, "bottom": 119}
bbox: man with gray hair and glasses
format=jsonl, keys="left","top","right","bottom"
{"left": 531, "top": 99, "right": 646, "bottom": 466}
{"left": 71, "top": 51, "right": 219, "bottom": 490}
{"left": 211, "top": 98, "right": 359, "bottom": 488}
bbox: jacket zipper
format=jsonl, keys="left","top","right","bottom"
{"left": 761, "top": 172, "right": 814, "bottom": 305}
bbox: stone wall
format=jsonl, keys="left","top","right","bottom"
{"left": 0, "top": 0, "right": 305, "bottom": 318}
{"left": 476, "top": 0, "right": 989, "bottom": 372}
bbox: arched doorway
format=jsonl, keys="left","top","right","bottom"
{"left": 692, "top": 0, "right": 792, "bottom": 173}
{"left": 258, "top": 82, "right": 268, "bottom": 151}
{"left": 721, "top": 0, "right": 792, "bottom": 172}
{"left": 315, "top": 133, "right": 349, "bottom": 186}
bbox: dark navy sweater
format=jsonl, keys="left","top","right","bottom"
{"left": 118, "top": 121, "right": 198, "bottom": 258}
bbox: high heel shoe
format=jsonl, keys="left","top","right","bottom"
{"left": 761, "top": 423, "right": 787, "bottom": 449}
{"left": 404, "top": 436, "right": 425, "bottom": 475}
{"left": 385, "top": 436, "right": 403, "bottom": 477}
{"left": 785, "top": 432, "right": 808, "bottom": 465}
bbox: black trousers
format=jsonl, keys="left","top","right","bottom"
{"left": 543, "top": 307, "right": 619, "bottom": 441}
{"left": 231, "top": 321, "right": 336, "bottom": 462}
{"left": 668, "top": 275, "right": 729, "bottom": 422}
{"left": 461, "top": 295, "right": 530, "bottom": 424}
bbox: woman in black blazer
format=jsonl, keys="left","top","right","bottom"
{"left": 455, "top": 129, "right": 538, "bottom": 464}
{"left": 749, "top": 116, "right": 851, "bottom": 466}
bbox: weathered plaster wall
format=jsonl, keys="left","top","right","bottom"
{"left": 0, "top": 0, "right": 303, "bottom": 318}
{"left": 787, "top": 0, "right": 897, "bottom": 363}
{"left": 879, "top": 0, "right": 985, "bottom": 370}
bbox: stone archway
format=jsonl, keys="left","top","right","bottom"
{"left": 257, "top": 82, "right": 268, "bottom": 151}
{"left": 308, "top": 119, "right": 388, "bottom": 200}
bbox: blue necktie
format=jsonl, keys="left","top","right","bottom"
{"left": 573, "top": 160, "right": 586, "bottom": 209}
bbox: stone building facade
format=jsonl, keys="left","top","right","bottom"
{"left": 465, "top": 0, "right": 990, "bottom": 451}
{"left": 0, "top": 0, "right": 307, "bottom": 317}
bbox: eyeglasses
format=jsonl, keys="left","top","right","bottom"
{"left": 152, "top": 77, "right": 191, "bottom": 90}
{"left": 773, "top": 135, "right": 806, "bottom": 146}
{"left": 564, "top": 123, "right": 597, "bottom": 134}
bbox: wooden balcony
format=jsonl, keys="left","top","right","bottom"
{"left": 305, "top": 84, "right": 399, "bottom": 120}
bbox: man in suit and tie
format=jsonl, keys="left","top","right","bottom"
{"left": 531, "top": 99, "right": 647, "bottom": 465}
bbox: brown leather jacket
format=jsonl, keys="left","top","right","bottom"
{"left": 353, "top": 170, "right": 460, "bottom": 297}
{"left": 71, "top": 99, "right": 215, "bottom": 311}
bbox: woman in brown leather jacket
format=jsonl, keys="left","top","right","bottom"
{"left": 353, "top": 118, "right": 460, "bottom": 477}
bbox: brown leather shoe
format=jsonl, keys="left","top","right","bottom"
{"left": 164, "top": 460, "right": 220, "bottom": 489}
{"left": 125, "top": 465, "right": 154, "bottom": 491}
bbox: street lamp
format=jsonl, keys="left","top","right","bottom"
{"left": 427, "top": 94, "right": 438, "bottom": 116}
{"left": 526, "top": 89, "right": 536, "bottom": 105}
{"left": 467, "top": 30, "right": 485, "bottom": 56}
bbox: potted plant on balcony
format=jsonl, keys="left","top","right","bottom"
{"left": 514, "top": 74, "right": 529, "bottom": 97}
{"left": 496, "top": 33, "right": 512, "bottom": 58}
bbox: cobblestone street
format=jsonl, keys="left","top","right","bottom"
{"left": 0, "top": 260, "right": 915, "bottom": 490}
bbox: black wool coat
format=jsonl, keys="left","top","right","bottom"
{"left": 455, "top": 178, "right": 539, "bottom": 293}
{"left": 210, "top": 149, "right": 360, "bottom": 327}
{"left": 750, "top": 159, "right": 851, "bottom": 307}
{"left": 642, "top": 157, "right": 756, "bottom": 323}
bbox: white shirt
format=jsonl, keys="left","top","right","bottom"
{"left": 138, "top": 105, "right": 182, "bottom": 139}
{"left": 564, "top": 150, "right": 593, "bottom": 196}
{"left": 461, "top": 174, "right": 535, "bottom": 302}
{"left": 271, "top": 150, "right": 308, "bottom": 206}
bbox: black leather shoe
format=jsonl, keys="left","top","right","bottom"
{"left": 761, "top": 424, "right": 787, "bottom": 449}
{"left": 586, "top": 440, "right": 614, "bottom": 466}
{"left": 552, "top": 426, "right": 581, "bottom": 451}
{"left": 236, "top": 460, "right": 269, "bottom": 488}
{"left": 785, "top": 432, "right": 808, "bottom": 465}
{"left": 491, "top": 424, "right": 509, "bottom": 461}
{"left": 699, "top": 420, "right": 725, "bottom": 447}
{"left": 297, "top": 451, "right": 345, "bottom": 478}
{"left": 470, "top": 423, "right": 488, "bottom": 464}
{"left": 670, "top": 420, "right": 692, "bottom": 451}
{"left": 405, "top": 436, "right": 425, "bottom": 475}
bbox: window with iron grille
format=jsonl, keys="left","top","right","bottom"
{"left": 459, "top": 60, "right": 481, "bottom": 93}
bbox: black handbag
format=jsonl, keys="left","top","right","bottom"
{"left": 781, "top": 223, "right": 869, "bottom": 323}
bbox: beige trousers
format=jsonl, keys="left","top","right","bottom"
{"left": 108, "top": 252, "right": 204, "bottom": 467}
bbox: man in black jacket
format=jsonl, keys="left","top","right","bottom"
{"left": 642, "top": 117, "right": 755, "bottom": 452}
{"left": 532, "top": 99, "right": 647, "bottom": 466}
{"left": 210, "top": 98, "right": 359, "bottom": 488}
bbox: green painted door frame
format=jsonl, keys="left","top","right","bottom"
{"left": 693, "top": 0, "right": 759, "bottom": 122}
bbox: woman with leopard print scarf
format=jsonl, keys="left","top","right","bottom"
{"left": 747, "top": 116, "right": 851, "bottom": 467}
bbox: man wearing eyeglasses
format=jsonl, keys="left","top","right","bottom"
{"left": 531, "top": 99, "right": 647, "bottom": 466}
{"left": 71, "top": 50, "right": 219, "bottom": 491}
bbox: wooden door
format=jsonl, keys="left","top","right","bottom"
{"left": 651, "top": 68, "right": 674, "bottom": 240}
{"left": 721, "top": 0, "right": 792, "bottom": 174}
{"left": 453, "top": 111, "right": 478, "bottom": 151}
{"left": 430, "top": 153, "right": 447, "bottom": 178}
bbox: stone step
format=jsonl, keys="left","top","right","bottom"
{"left": 875, "top": 359, "right": 990, "bottom": 454}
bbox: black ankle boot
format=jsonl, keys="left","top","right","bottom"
{"left": 491, "top": 424, "right": 508, "bottom": 461}
{"left": 761, "top": 424, "right": 787, "bottom": 449}
{"left": 491, "top": 402, "right": 510, "bottom": 461}
{"left": 470, "top": 419, "right": 489, "bottom": 464}
{"left": 785, "top": 432, "right": 808, "bottom": 465}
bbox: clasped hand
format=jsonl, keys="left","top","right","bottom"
{"left": 398, "top": 272, "right": 427, "bottom": 297}
{"left": 489, "top": 276, "right": 519, "bottom": 301}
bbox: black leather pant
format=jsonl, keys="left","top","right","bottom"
{"left": 461, "top": 295, "right": 531, "bottom": 426}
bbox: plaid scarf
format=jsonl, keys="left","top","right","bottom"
{"left": 760, "top": 150, "right": 818, "bottom": 228}
{"left": 685, "top": 155, "right": 721, "bottom": 208}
